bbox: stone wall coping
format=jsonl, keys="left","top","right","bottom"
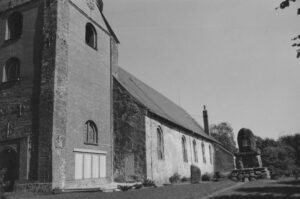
{"left": 73, "top": 148, "right": 107, "bottom": 154}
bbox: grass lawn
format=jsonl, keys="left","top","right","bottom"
{"left": 210, "top": 177, "right": 300, "bottom": 199}
{"left": 3, "top": 180, "right": 236, "bottom": 199}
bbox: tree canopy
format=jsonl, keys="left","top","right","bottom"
{"left": 210, "top": 122, "right": 237, "bottom": 153}
{"left": 277, "top": 0, "right": 300, "bottom": 58}
{"left": 255, "top": 133, "right": 300, "bottom": 177}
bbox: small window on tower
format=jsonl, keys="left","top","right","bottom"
{"left": 6, "top": 12, "right": 23, "bottom": 41}
{"left": 2, "top": 58, "right": 20, "bottom": 83}
{"left": 85, "top": 23, "right": 97, "bottom": 49}
{"left": 85, "top": 121, "right": 98, "bottom": 145}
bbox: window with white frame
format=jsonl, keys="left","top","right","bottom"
{"left": 182, "top": 136, "right": 188, "bottom": 162}
{"left": 85, "top": 121, "right": 98, "bottom": 145}
{"left": 157, "top": 126, "right": 164, "bottom": 160}
{"left": 193, "top": 140, "right": 198, "bottom": 163}
{"left": 209, "top": 145, "right": 213, "bottom": 164}
{"left": 74, "top": 151, "right": 106, "bottom": 180}
{"left": 202, "top": 142, "right": 206, "bottom": 164}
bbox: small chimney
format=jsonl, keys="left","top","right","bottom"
{"left": 203, "top": 105, "right": 210, "bottom": 136}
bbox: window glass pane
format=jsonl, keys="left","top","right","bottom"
{"left": 202, "top": 143, "right": 206, "bottom": 163}
{"left": 92, "top": 155, "right": 99, "bottom": 178}
{"left": 100, "top": 155, "right": 106, "bottom": 178}
{"left": 84, "top": 154, "right": 92, "bottom": 179}
{"left": 75, "top": 153, "right": 83, "bottom": 179}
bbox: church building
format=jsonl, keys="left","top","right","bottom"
{"left": 0, "top": 0, "right": 233, "bottom": 192}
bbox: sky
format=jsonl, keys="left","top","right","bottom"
{"left": 104, "top": 0, "right": 300, "bottom": 139}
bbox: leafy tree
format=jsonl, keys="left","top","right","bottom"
{"left": 256, "top": 136, "right": 278, "bottom": 151}
{"left": 210, "top": 122, "right": 237, "bottom": 153}
{"left": 279, "top": 134, "right": 300, "bottom": 166}
{"left": 255, "top": 134, "right": 300, "bottom": 177}
{"left": 276, "top": 0, "right": 300, "bottom": 58}
{"left": 262, "top": 145, "right": 296, "bottom": 176}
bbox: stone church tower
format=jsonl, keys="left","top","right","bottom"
{"left": 0, "top": 0, "right": 118, "bottom": 191}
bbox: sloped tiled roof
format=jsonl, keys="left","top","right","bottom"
{"left": 113, "top": 65, "right": 219, "bottom": 143}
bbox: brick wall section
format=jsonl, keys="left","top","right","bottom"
{"left": 214, "top": 144, "right": 234, "bottom": 173}
{"left": 0, "top": 0, "right": 44, "bottom": 181}
{"left": 113, "top": 80, "right": 147, "bottom": 182}
{"left": 63, "top": 0, "right": 113, "bottom": 188}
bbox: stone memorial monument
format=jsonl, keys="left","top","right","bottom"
{"left": 230, "top": 128, "right": 270, "bottom": 181}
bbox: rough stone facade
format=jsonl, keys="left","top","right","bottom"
{"left": 0, "top": 0, "right": 44, "bottom": 183}
{"left": 214, "top": 144, "right": 235, "bottom": 173}
{"left": 113, "top": 80, "right": 147, "bottom": 182}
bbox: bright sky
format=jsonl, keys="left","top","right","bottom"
{"left": 104, "top": 0, "right": 300, "bottom": 139}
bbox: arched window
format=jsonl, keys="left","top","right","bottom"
{"left": 85, "top": 121, "right": 98, "bottom": 145}
{"left": 202, "top": 142, "right": 206, "bottom": 164}
{"left": 209, "top": 145, "right": 213, "bottom": 164}
{"left": 157, "top": 126, "right": 164, "bottom": 160}
{"left": 2, "top": 58, "right": 20, "bottom": 83}
{"left": 193, "top": 140, "right": 198, "bottom": 163}
{"left": 6, "top": 12, "right": 23, "bottom": 40}
{"left": 182, "top": 136, "right": 188, "bottom": 162}
{"left": 85, "top": 23, "right": 97, "bottom": 49}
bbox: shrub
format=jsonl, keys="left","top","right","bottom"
{"left": 181, "top": 177, "right": 190, "bottom": 182}
{"left": 271, "top": 174, "right": 279, "bottom": 180}
{"left": 169, "top": 173, "right": 181, "bottom": 184}
{"left": 142, "top": 179, "right": 156, "bottom": 187}
{"left": 133, "top": 183, "right": 143, "bottom": 189}
{"left": 118, "top": 185, "right": 132, "bottom": 191}
{"left": 202, "top": 173, "right": 211, "bottom": 181}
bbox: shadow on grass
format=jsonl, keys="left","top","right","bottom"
{"left": 210, "top": 194, "right": 294, "bottom": 199}
{"left": 277, "top": 180, "right": 300, "bottom": 185}
{"left": 210, "top": 184, "right": 300, "bottom": 199}
{"left": 236, "top": 186, "right": 300, "bottom": 195}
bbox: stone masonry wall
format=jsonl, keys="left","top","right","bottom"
{"left": 214, "top": 144, "right": 234, "bottom": 173}
{"left": 37, "top": 0, "right": 58, "bottom": 183}
{"left": 0, "top": 0, "right": 44, "bottom": 181}
{"left": 113, "top": 80, "right": 147, "bottom": 182}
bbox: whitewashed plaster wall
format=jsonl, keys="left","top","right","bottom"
{"left": 145, "top": 116, "right": 215, "bottom": 184}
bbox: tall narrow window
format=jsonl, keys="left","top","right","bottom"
{"left": 182, "top": 136, "right": 188, "bottom": 162}
{"left": 85, "top": 121, "right": 98, "bottom": 145}
{"left": 85, "top": 23, "right": 97, "bottom": 49}
{"left": 202, "top": 142, "right": 206, "bottom": 164}
{"left": 193, "top": 140, "right": 198, "bottom": 163}
{"left": 157, "top": 126, "right": 164, "bottom": 160}
{"left": 209, "top": 145, "right": 213, "bottom": 164}
{"left": 6, "top": 12, "right": 23, "bottom": 40}
{"left": 2, "top": 58, "right": 20, "bottom": 83}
